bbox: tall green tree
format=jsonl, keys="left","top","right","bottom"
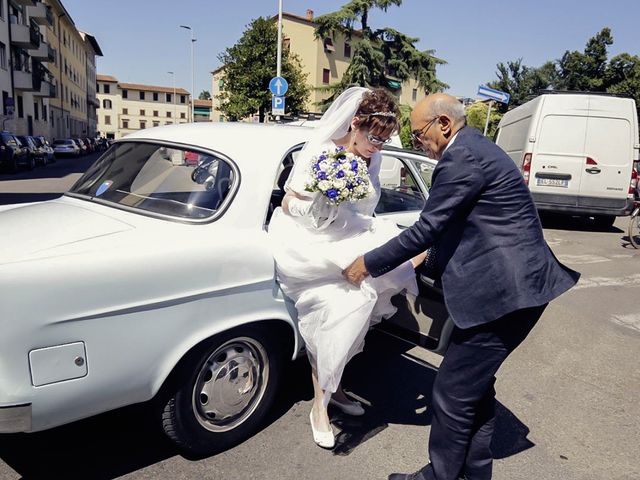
{"left": 487, "top": 59, "right": 555, "bottom": 111}
{"left": 465, "top": 102, "right": 503, "bottom": 138}
{"left": 554, "top": 28, "right": 613, "bottom": 91}
{"left": 198, "top": 90, "right": 211, "bottom": 100}
{"left": 216, "top": 17, "right": 309, "bottom": 122}
{"left": 314, "top": 0, "right": 447, "bottom": 105}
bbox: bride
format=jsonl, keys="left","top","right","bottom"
{"left": 268, "top": 87, "right": 425, "bottom": 448}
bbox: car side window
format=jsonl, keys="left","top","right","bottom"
{"left": 375, "top": 155, "right": 426, "bottom": 214}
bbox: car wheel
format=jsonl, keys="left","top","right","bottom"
{"left": 159, "top": 325, "right": 285, "bottom": 456}
{"left": 27, "top": 156, "right": 35, "bottom": 170}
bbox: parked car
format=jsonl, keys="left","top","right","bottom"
{"left": 0, "top": 123, "right": 448, "bottom": 456}
{"left": 16, "top": 135, "right": 47, "bottom": 166}
{"left": 33, "top": 136, "right": 55, "bottom": 163}
{"left": 52, "top": 139, "right": 81, "bottom": 157}
{"left": 0, "top": 132, "right": 33, "bottom": 171}
{"left": 495, "top": 92, "right": 639, "bottom": 228}
{"left": 73, "top": 138, "right": 88, "bottom": 155}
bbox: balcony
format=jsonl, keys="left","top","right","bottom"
{"left": 13, "top": 69, "right": 36, "bottom": 91}
{"left": 10, "top": 21, "right": 40, "bottom": 49}
{"left": 33, "top": 80, "right": 56, "bottom": 98}
{"left": 29, "top": 39, "right": 53, "bottom": 61}
{"left": 12, "top": 0, "right": 35, "bottom": 6}
{"left": 26, "top": 2, "right": 53, "bottom": 26}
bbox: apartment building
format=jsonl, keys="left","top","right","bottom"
{"left": 97, "top": 74, "right": 191, "bottom": 139}
{"left": 194, "top": 98, "right": 211, "bottom": 122}
{"left": 211, "top": 9, "right": 427, "bottom": 121}
{"left": 0, "top": 0, "right": 101, "bottom": 139}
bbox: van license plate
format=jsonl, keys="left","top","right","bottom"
{"left": 536, "top": 178, "right": 568, "bottom": 187}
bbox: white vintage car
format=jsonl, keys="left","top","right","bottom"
{"left": 0, "top": 122, "right": 452, "bottom": 455}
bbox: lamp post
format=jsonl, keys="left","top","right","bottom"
{"left": 167, "top": 71, "right": 177, "bottom": 121}
{"left": 180, "top": 25, "right": 196, "bottom": 122}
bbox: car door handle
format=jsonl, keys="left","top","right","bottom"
{"left": 585, "top": 167, "right": 601, "bottom": 174}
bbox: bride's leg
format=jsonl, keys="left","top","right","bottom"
{"left": 310, "top": 363, "right": 332, "bottom": 432}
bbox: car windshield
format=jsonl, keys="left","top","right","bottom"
{"left": 69, "top": 142, "right": 236, "bottom": 221}
{"left": 1, "top": 133, "right": 17, "bottom": 146}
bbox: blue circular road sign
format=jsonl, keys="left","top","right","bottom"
{"left": 269, "top": 76, "right": 288, "bottom": 96}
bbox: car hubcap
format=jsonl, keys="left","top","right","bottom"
{"left": 192, "top": 337, "right": 269, "bottom": 432}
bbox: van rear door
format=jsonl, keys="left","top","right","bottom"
{"left": 530, "top": 96, "right": 588, "bottom": 202}
{"left": 579, "top": 97, "right": 634, "bottom": 208}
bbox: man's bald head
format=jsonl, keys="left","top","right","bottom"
{"left": 411, "top": 93, "right": 466, "bottom": 128}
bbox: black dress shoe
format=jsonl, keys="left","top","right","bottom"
{"left": 388, "top": 473, "right": 419, "bottom": 480}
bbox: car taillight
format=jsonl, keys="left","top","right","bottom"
{"left": 522, "top": 153, "right": 532, "bottom": 185}
{"left": 630, "top": 165, "right": 638, "bottom": 196}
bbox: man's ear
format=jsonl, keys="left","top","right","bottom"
{"left": 438, "top": 115, "right": 453, "bottom": 138}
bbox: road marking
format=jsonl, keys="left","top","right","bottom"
{"left": 611, "top": 314, "right": 640, "bottom": 333}
{"left": 557, "top": 254, "right": 611, "bottom": 265}
{"left": 574, "top": 273, "right": 640, "bottom": 290}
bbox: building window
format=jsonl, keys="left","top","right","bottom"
{"left": 283, "top": 37, "right": 291, "bottom": 51}
{"left": 153, "top": 110, "right": 158, "bottom": 117}
{"left": 122, "top": 108, "right": 128, "bottom": 114}
{"left": 344, "top": 42, "right": 351, "bottom": 58}
{"left": 122, "top": 89, "right": 128, "bottom": 99}
{"left": 34, "top": 102, "right": 38, "bottom": 120}
{"left": 0, "top": 43, "right": 6, "bottom": 70}
{"left": 412, "top": 88, "right": 417, "bottom": 102}
{"left": 166, "top": 121, "right": 173, "bottom": 125}
{"left": 43, "top": 105, "right": 47, "bottom": 123}
{"left": 323, "top": 38, "right": 335, "bottom": 53}
{"left": 103, "top": 99, "right": 112, "bottom": 109}
{"left": 139, "top": 91, "right": 145, "bottom": 100}
{"left": 180, "top": 95, "right": 186, "bottom": 104}
{"left": 322, "top": 68, "right": 330, "bottom": 84}
{"left": 17, "top": 96, "right": 23, "bottom": 118}
{"left": 153, "top": 92, "right": 158, "bottom": 101}
{"left": 153, "top": 121, "right": 159, "bottom": 127}
{"left": 166, "top": 111, "right": 172, "bottom": 118}
{"left": 140, "top": 121, "right": 146, "bottom": 129}
{"left": 122, "top": 119, "right": 128, "bottom": 129}
{"left": 166, "top": 93, "right": 172, "bottom": 102}
{"left": 180, "top": 112, "right": 186, "bottom": 119}
{"left": 96, "top": 83, "right": 99, "bottom": 93}
{"left": 105, "top": 115, "right": 111, "bottom": 125}
{"left": 140, "top": 109, "right": 145, "bottom": 116}
{"left": 103, "top": 84, "right": 110, "bottom": 94}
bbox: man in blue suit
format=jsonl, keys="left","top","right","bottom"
{"left": 343, "top": 93, "right": 579, "bottom": 480}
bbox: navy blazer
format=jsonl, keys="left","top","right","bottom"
{"left": 365, "top": 126, "right": 580, "bottom": 329}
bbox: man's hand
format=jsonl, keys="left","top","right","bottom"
{"left": 342, "top": 255, "right": 370, "bottom": 286}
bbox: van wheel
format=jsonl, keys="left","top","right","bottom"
{"left": 593, "top": 215, "right": 615, "bottom": 229}
{"left": 158, "top": 326, "right": 284, "bottom": 456}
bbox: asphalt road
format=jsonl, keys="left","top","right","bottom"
{"left": 0, "top": 161, "right": 638, "bottom": 480}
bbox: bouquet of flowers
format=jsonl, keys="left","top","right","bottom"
{"left": 305, "top": 146, "right": 372, "bottom": 205}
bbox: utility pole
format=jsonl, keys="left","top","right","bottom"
{"left": 180, "top": 25, "right": 196, "bottom": 122}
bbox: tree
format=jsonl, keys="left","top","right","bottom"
{"left": 605, "top": 53, "right": 640, "bottom": 111}
{"left": 216, "top": 17, "right": 309, "bottom": 122}
{"left": 465, "top": 102, "right": 502, "bottom": 138}
{"left": 554, "top": 28, "right": 613, "bottom": 91}
{"left": 314, "top": 0, "right": 447, "bottom": 105}
{"left": 487, "top": 59, "right": 555, "bottom": 111}
{"left": 198, "top": 90, "right": 211, "bottom": 100}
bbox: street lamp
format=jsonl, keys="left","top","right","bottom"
{"left": 180, "top": 25, "right": 196, "bottom": 122}
{"left": 167, "top": 71, "right": 177, "bottom": 121}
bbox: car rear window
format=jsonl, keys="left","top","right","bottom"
{"left": 69, "top": 142, "right": 236, "bottom": 221}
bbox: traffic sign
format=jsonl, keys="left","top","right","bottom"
{"left": 269, "top": 76, "right": 288, "bottom": 96}
{"left": 272, "top": 95, "right": 285, "bottom": 116}
{"left": 477, "top": 85, "right": 510, "bottom": 104}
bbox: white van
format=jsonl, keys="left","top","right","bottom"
{"left": 495, "top": 93, "right": 639, "bottom": 227}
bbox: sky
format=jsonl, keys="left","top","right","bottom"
{"left": 63, "top": 0, "right": 639, "bottom": 99}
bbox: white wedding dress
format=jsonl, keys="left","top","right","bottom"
{"left": 268, "top": 140, "right": 418, "bottom": 401}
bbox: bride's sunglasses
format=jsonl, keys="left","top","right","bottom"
{"left": 366, "top": 132, "right": 392, "bottom": 146}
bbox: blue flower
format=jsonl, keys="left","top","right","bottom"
{"left": 350, "top": 160, "right": 358, "bottom": 171}
{"left": 347, "top": 183, "right": 354, "bottom": 190}
{"left": 336, "top": 170, "right": 345, "bottom": 178}
{"left": 336, "top": 146, "right": 345, "bottom": 151}
{"left": 318, "top": 154, "right": 327, "bottom": 161}
{"left": 326, "top": 189, "right": 339, "bottom": 199}
{"left": 318, "top": 171, "right": 328, "bottom": 180}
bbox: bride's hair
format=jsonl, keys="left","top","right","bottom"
{"left": 353, "top": 88, "right": 400, "bottom": 137}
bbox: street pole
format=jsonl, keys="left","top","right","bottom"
{"left": 275, "top": 0, "right": 283, "bottom": 123}
{"left": 483, "top": 100, "right": 493, "bottom": 136}
{"left": 168, "top": 71, "right": 177, "bottom": 121}
{"left": 180, "top": 25, "right": 196, "bottom": 122}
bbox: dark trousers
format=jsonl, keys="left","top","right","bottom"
{"left": 417, "top": 304, "right": 548, "bottom": 480}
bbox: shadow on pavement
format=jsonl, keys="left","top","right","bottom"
{"left": 0, "top": 154, "right": 99, "bottom": 183}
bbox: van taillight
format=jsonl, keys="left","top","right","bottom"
{"left": 586, "top": 157, "right": 598, "bottom": 165}
{"left": 522, "top": 153, "right": 532, "bottom": 185}
{"left": 630, "top": 166, "right": 638, "bottom": 196}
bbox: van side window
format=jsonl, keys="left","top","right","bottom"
{"left": 376, "top": 155, "right": 426, "bottom": 214}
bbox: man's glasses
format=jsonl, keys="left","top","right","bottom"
{"left": 366, "top": 132, "right": 392, "bottom": 146}
{"left": 410, "top": 117, "right": 438, "bottom": 146}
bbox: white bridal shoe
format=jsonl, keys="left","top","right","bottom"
{"left": 329, "top": 396, "right": 365, "bottom": 416}
{"left": 309, "top": 410, "right": 335, "bottom": 449}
